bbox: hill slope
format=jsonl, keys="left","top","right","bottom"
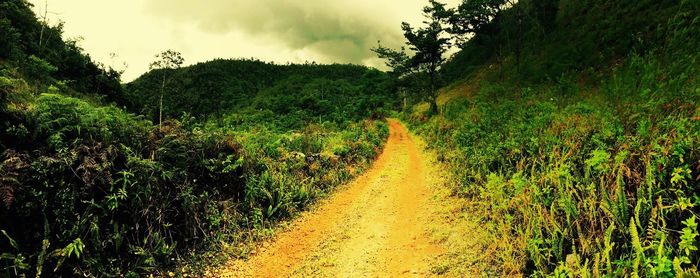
{"left": 0, "top": 0, "right": 122, "bottom": 102}
{"left": 408, "top": 0, "right": 700, "bottom": 276}
{"left": 124, "top": 59, "right": 396, "bottom": 128}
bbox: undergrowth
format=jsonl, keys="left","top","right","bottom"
{"left": 408, "top": 0, "right": 700, "bottom": 276}
{"left": 0, "top": 69, "right": 388, "bottom": 276}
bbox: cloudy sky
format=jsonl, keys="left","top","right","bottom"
{"left": 28, "top": 0, "right": 460, "bottom": 81}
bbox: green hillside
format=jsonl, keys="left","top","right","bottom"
{"left": 0, "top": 0, "right": 122, "bottom": 103}
{"left": 124, "top": 59, "right": 396, "bottom": 129}
{"left": 404, "top": 0, "right": 700, "bottom": 276}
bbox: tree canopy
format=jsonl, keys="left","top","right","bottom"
{"left": 149, "top": 49, "right": 184, "bottom": 127}
{"left": 0, "top": 0, "right": 123, "bottom": 102}
{"left": 374, "top": 0, "right": 453, "bottom": 114}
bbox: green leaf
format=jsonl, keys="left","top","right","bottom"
{"left": 0, "top": 230, "right": 18, "bottom": 250}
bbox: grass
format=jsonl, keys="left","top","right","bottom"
{"left": 406, "top": 1, "right": 700, "bottom": 275}
{"left": 0, "top": 68, "right": 390, "bottom": 276}
{"left": 409, "top": 56, "right": 700, "bottom": 276}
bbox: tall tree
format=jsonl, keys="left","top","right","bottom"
{"left": 372, "top": 42, "right": 415, "bottom": 109}
{"left": 372, "top": 42, "right": 411, "bottom": 78}
{"left": 449, "top": 0, "right": 517, "bottom": 75}
{"left": 449, "top": 0, "right": 511, "bottom": 42}
{"left": 451, "top": 0, "right": 557, "bottom": 71}
{"left": 395, "top": 0, "right": 452, "bottom": 114}
{"left": 149, "top": 50, "right": 184, "bottom": 127}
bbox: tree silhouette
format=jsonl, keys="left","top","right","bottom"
{"left": 149, "top": 50, "right": 184, "bottom": 127}
{"left": 400, "top": 0, "right": 452, "bottom": 114}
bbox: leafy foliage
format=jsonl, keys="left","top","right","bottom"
{"left": 0, "top": 1, "right": 391, "bottom": 276}
{"left": 124, "top": 59, "right": 397, "bottom": 123}
{"left": 407, "top": 0, "right": 700, "bottom": 276}
{"left": 0, "top": 0, "right": 124, "bottom": 103}
{"left": 0, "top": 73, "right": 389, "bottom": 276}
{"left": 374, "top": 0, "right": 452, "bottom": 114}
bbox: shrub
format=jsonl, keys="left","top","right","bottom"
{"left": 408, "top": 47, "right": 700, "bottom": 276}
{"left": 0, "top": 92, "right": 389, "bottom": 276}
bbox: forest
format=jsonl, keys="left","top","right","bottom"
{"left": 2, "top": 0, "right": 700, "bottom": 277}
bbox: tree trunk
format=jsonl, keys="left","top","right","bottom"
{"left": 38, "top": 0, "right": 47, "bottom": 47}
{"left": 159, "top": 73, "right": 165, "bottom": 128}
{"left": 159, "top": 93, "right": 163, "bottom": 127}
{"left": 403, "top": 93, "right": 407, "bottom": 110}
{"left": 429, "top": 68, "right": 438, "bottom": 115}
{"left": 497, "top": 48, "right": 504, "bottom": 81}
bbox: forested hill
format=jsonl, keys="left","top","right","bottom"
{"left": 125, "top": 59, "right": 395, "bottom": 122}
{"left": 0, "top": 0, "right": 122, "bottom": 102}
{"left": 439, "top": 0, "right": 695, "bottom": 86}
{"left": 396, "top": 0, "right": 700, "bottom": 276}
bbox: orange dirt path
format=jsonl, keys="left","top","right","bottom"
{"left": 215, "top": 120, "right": 457, "bottom": 277}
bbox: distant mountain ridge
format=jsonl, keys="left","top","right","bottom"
{"left": 124, "top": 59, "right": 393, "bottom": 121}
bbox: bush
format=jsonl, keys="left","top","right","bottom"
{"left": 0, "top": 92, "right": 389, "bottom": 276}
{"left": 409, "top": 46, "right": 700, "bottom": 276}
{"left": 23, "top": 55, "right": 57, "bottom": 81}
{"left": 0, "top": 1, "right": 393, "bottom": 275}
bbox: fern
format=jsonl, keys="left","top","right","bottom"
{"left": 630, "top": 216, "right": 645, "bottom": 278}
{"left": 614, "top": 168, "right": 630, "bottom": 229}
{"left": 603, "top": 222, "right": 616, "bottom": 274}
{"left": 0, "top": 178, "right": 14, "bottom": 209}
{"left": 644, "top": 208, "right": 658, "bottom": 244}
{"left": 648, "top": 233, "right": 674, "bottom": 278}
{"left": 52, "top": 238, "right": 85, "bottom": 272}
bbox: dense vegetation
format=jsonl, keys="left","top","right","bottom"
{"left": 0, "top": 1, "right": 391, "bottom": 276}
{"left": 0, "top": 0, "right": 122, "bottom": 103}
{"left": 124, "top": 59, "right": 396, "bottom": 129}
{"left": 4, "top": 0, "right": 700, "bottom": 276}
{"left": 398, "top": 0, "right": 700, "bottom": 276}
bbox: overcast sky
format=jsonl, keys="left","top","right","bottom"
{"left": 28, "top": 0, "right": 460, "bottom": 82}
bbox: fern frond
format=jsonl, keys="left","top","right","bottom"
{"left": 630, "top": 216, "right": 644, "bottom": 278}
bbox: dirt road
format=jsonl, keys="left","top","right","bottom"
{"left": 215, "top": 120, "right": 484, "bottom": 277}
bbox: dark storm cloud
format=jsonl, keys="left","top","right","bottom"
{"left": 143, "top": 0, "right": 414, "bottom": 64}
{"left": 28, "top": 0, "right": 460, "bottom": 81}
